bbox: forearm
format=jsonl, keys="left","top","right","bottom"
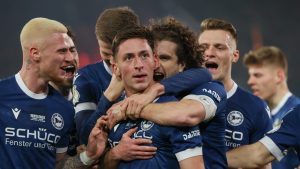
{"left": 103, "top": 148, "right": 120, "bottom": 169}
{"left": 227, "top": 142, "right": 275, "bottom": 168}
{"left": 140, "top": 99, "right": 205, "bottom": 126}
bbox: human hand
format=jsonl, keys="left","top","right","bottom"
{"left": 104, "top": 73, "right": 124, "bottom": 102}
{"left": 85, "top": 116, "right": 108, "bottom": 160}
{"left": 112, "top": 127, "right": 157, "bottom": 161}
{"left": 106, "top": 101, "right": 128, "bottom": 130}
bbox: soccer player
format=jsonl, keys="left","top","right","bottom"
{"left": 227, "top": 104, "right": 300, "bottom": 168}
{"left": 243, "top": 46, "right": 300, "bottom": 169}
{"left": 105, "top": 25, "right": 204, "bottom": 169}
{"left": 72, "top": 6, "right": 157, "bottom": 164}
{"left": 0, "top": 17, "right": 76, "bottom": 169}
{"left": 197, "top": 18, "right": 272, "bottom": 168}
{"left": 107, "top": 17, "right": 227, "bottom": 169}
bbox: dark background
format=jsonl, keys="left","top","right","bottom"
{"left": 1, "top": 0, "right": 300, "bottom": 95}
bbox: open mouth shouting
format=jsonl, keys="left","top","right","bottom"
{"left": 61, "top": 65, "right": 76, "bottom": 78}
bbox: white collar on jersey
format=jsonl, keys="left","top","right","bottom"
{"left": 103, "top": 61, "right": 112, "bottom": 76}
{"left": 15, "top": 73, "right": 48, "bottom": 99}
{"left": 227, "top": 81, "right": 238, "bottom": 99}
{"left": 271, "top": 92, "right": 292, "bottom": 116}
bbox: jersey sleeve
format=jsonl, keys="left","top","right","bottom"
{"left": 260, "top": 106, "right": 300, "bottom": 161}
{"left": 250, "top": 102, "right": 272, "bottom": 143}
{"left": 160, "top": 68, "right": 212, "bottom": 96}
{"left": 79, "top": 94, "right": 114, "bottom": 144}
{"left": 182, "top": 81, "right": 227, "bottom": 121}
{"left": 161, "top": 125, "right": 202, "bottom": 161}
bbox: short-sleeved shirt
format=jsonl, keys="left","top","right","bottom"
{"left": 108, "top": 95, "right": 203, "bottom": 169}
{"left": 0, "top": 74, "right": 74, "bottom": 169}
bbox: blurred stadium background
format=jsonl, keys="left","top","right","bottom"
{"left": 1, "top": 0, "right": 300, "bottom": 95}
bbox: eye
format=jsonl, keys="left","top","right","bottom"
{"left": 141, "top": 53, "right": 149, "bottom": 59}
{"left": 159, "top": 55, "right": 170, "bottom": 61}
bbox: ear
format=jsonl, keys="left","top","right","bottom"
{"left": 178, "top": 63, "right": 185, "bottom": 72}
{"left": 112, "top": 62, "right": 121, "bottom": 80}
{"left": 153, "top": 53, "right": 160, "bottom": 70}
{"left": 276, "top": 68, "right": 286, "bottom": 83}
{"left": 29, "top": 47, "right": 40, "bottom": 62}
{"left": 232, "top": 50, "right": 240, "bottom": 63}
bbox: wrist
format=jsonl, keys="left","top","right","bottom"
{"left": 152, "top": 83, "right": 165, "bottom": 96}
{"left": 104, "top": 88, "right": 119, "bottom": 101}
{"left": 109, "top": 146, "right": 121, "bottom": 161}
{"left": 80, "top": 151, "right": 95, "bottom": 166}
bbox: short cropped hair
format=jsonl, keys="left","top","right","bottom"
{"left": 95, "top": 6, "right": 140, "bottom": 45}
{"left": 243, "top": 46, "right": 288, "bottom": 76}
{"left": 199, "top": 18, "right": 237, "bottom": 44}
{"left": 20, "top": 17, "right": 67, "bottom": 49}
{"left": 149, "top": 16, "right": 203, "bottom": 69}
{"left": 112, "top": 26, "right": 154, "bottom": 59}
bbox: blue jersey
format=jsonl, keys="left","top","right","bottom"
{"left": 260, "top": 104, "right": 300, "bottom": 161}
{"left": 225, "top": 82, "right": 272, "bottom": 150}
{"left": 0, "top": 74, "right": 74, "bottom": 169}
{"left": 108, "top": 95, "right": 203, "bottom": 169}
{"left": 270, "top": 92, "right": 300, "bottom": 169}
{"left": 183, "top": 81, "right": 227, "bottom": 169}
{"left": 72, "top": 61, "right": 112, "bottom": 143}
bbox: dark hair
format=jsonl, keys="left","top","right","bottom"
{"left": 65, "top": 25, "right": 76, "bottom": 44}
{"left": 200, "top": 18, "right": 237, "bottom": 44}
{"left": 95, "top": 6, "right": 140, "bottom": 45}
{"left": 149, "top": 16, "right": 203, "bottom": 69}
{"left": 243, "top": 46, "right": 288, "bottom": 76}
{"left": 112, "top": 26, "right": 154, "bottom": 58}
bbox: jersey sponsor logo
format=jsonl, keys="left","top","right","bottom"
{"left": 5, "top": 127, "right": 61, "bottom": 144}
{"left": 227, "top": 111, "right": 244, "bottom": 126}
{"left": 30, "top": 114, "right": 45, "bottom": 122}
{"left": 51, "top": 113, "right": 64, "bottom": 130}
{"left": 141, "top": 121, "right": 154, "bottom": 131}
{"left": 183, "top": 129, "right": 201, "bottom": 140}
{"left": 11, "top": 108, "right": 21, "bottom": 119}
{"left": 202, "top": 88, "right": 221, "bottom": 102}
{"left": 72, "top": 85, "right": 80, "bottom": 105}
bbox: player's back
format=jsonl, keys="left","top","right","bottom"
{"left": 225, "top": 83, "right": 272, "bottom": 151}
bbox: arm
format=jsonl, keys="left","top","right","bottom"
{"left": 141, "top": 99, "right": 206, "bottom": 126}
{"left": 59, "top": 116, "right": 109, "bottom": 169}
{"left": 179, "top": 156, "right": 204, "bottom": 169}
{"left": 103, "top": 128, "right": 157, "bottom": 169}
{"left": 227, "top": 142, "right": 275, "bottom": 168}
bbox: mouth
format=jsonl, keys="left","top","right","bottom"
{"left": 205, "top": 61, "right": 218, "bottom": 70}
{"left": 153, "top": 71, "right": 165, "bottom": 81}
{"left": 61, "top": 65, "right": 76, "bottom": 78}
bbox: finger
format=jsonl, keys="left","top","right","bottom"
{"left": 123, "top": 127, "right": 138, "bottom": 137}
{"left": 132, "top": 138, "right": 153, "bottom": 145}
{"left": 133, "top": 145, "right": 157, "bottom": 152}
{"left": 134, "top": 105, "right": 143, "bottom": 119}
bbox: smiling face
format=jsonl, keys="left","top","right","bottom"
{"left": 198, "top": 30, "right": 239, "bottom": 83}
{"left": 38, "top": 32, "right": 78, "bottom": 86}
{"left": 113, "top": 38, "right": 159, "bottom": 96}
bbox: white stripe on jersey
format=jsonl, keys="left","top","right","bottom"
{"left": 56, "top": 147, "right": 68, "bottom": 154}
{"left": 175, "top": 147, "right": 203, "bottom": 161}
{"left": 259, "top": 136, "right": 285, "bottom": 161}
{"left": 75, "top": 102, "right": 97, "bottom": 114}
{"left": 183, "top": 94, "right": 217, "bottom": 121}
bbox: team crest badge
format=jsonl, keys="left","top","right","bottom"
{"left": 51, "top": 113, "right": 64, "bottom": 130}
{"left": 72, "top": 85, "right": 80, "bottom": 105}
{"left": 227, "top": 111, "right": 244, "bottom": 126}
{"left": 141, "top": 121, "right": 154, "bottom": 131}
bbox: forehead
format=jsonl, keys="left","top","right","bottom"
{"left": 198, "top": 30, "right": 233, "bottom": 45}
{"left": 248, "top": 64, "right": 274, "bottom": 74}
{"left": 156, "top": 40, "right": 177, "bottom": 54}
{"left": 117, "top": 38, "right": 152, "bottom": 57}
{"left": 44, "top": 33, "right": 74, "bottom": 49}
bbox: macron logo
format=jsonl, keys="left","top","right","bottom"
{"left": 11, "top": 108, "right": 21, "bottom": 119}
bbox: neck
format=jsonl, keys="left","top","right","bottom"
{"left": 19, "top": 67, "right": 48, "bottom": 94}
{"left": 267, "top": 83, "right": 289, "bottom": 110}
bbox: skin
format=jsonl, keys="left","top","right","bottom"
{"left": 247, "top": 64, "right": 287, "bottom": 110}
{"left": 155, "top": 40, "right": 184, "bottom": 78}
{"left": 198, "top": 30, "right": 239, "bottom": 92}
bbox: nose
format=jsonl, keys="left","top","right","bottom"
{"left": 247, "top": 75, "right": 255, "bottom": 87}
{"left": 203, "top": 46, "right": 216, "bottom": 59}
{"left": 65, "top": 50, "right": 77, "bottom": 62}
{"left": 133, "top": 57, "right": 144, "bottom": 69}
